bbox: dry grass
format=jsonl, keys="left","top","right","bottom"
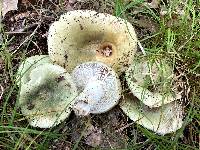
{"left": 0, "top": 0, "right": 199, "bottom": 149}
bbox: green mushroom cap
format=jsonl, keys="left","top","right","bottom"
{"left": 125, "top": 54, "right": 179, "bottom": 107}
{"left": 19, "top": 63, "right": 77, "bottom": 128}
{"left": 120, "top": 93, "right": 183, "bottom": 135}
{"left": 17, "top": 55, "right": 51, "bottom": 86}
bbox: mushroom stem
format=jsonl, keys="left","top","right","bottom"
{"left": 73, "top": 100, "right": 91, "bottom": 116}
{"left": 73, "top": 79, "right": 105, "bottom": 116}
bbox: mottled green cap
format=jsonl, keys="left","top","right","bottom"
{"left": 125, "top": 54, "right": 179, "bottom": 107}
{"left": 19, "top": 63, "right": 77, "bottom": 128}
{"left": 17, "top": 55, "right": 51, "bottom": 86}
{"left": 120, "top": 93, "right": 183, "bottom": 135}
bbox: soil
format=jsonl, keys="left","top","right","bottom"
{"left": 1, "top": 0, "right": 199, "bottom": 149}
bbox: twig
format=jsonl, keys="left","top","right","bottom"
{"left": 19, "top": 23, "right": 39, "bottom": 32}
{"left": 5, "top": 31, "right": 28, "bottom": 34}
{"left": 11, "top": 23, "right": 41, "bottom": 55}
{"left": 178, "top": 35, "right": 194, "bottom": 52}
{"left": 115, "top": 122, "right": 134, "bottom": 133}
{"left": 5, "top": 23, "right": 39, "bottom": 35}
{"left": 31, "top": 41, "right": 42, "bottom": 53}
{"left": 138, "top": 40, "right": 146, "bottom": 56}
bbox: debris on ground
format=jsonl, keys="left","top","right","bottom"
{"left": 2, "top": 0, "right": 18, "bottom": 17}
{"left": 0, "top": 0, "right": 199, "bottom": 149}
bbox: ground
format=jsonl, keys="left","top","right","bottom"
{"left": 0, "top": 0, "right": 199, "bottom": 149}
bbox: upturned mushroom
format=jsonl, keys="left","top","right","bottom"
{"left": 120, "top": 93, "right": 183, "bottom": 135}
{"left": 48, "top": 10, "right": 137, "bottom": 74}
{"left": 17, "top": 55, "right": 51, "bottom": 85}
{"left": 71, "top": 61, "right": 121, "bottom": 115}
{"left": 19, "top": 63, "right": 77, "bottom": 128}
{"left": 125, "top": 54, "right": 180, "bottom": 107}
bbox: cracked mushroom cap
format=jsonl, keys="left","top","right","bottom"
{"left": 17, "top": 55, "right": 51, "bottom": 86}
{"left": 48, "top": 10, "right": 137, "bottom": 74}
{"left": 71, "top": 61, "right": 121, "bottom": 115}
{"left": 19, "top": 63, "right": 77, "bottom": 128}
{"left": 125, "top": 55, "right": 180, "bottom": 107}
{"left": 120, "top": 93, "right": 183, "bottom": 135}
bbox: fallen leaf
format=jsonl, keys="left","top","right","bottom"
{"left": 69, "top": 0, "right": 77, "bottom": 3}
{"left": 134, "top": 15, "right": 159, "bottom": 33}
{"left": 84, "top": 125, "right": 102, "bottom": 147}
{"left": 146, "top": 0, "right": 160, "bottom": 8}
{"left": 2, "top": 0, "right": 18, "bottom": 17}
{"left": 0, "top": 0, "right": 2, "bottom": 15}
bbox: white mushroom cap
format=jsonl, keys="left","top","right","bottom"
{"left": 19, "top": 63, "right": 77, "bottom": 128}
{"left": 125, "top": 55, "right": 179, "bottom": 107}
{"left": 17, "top": 55, "right": 51, "bottom": 86}
{"left": 71, "top": 61, "right": 121, "bottom": 115}
{"left": 48, "top": 10, "right": 137, "bottom": 74}
{"left": 120, "top": 93, "right": 183, "bottom": 135}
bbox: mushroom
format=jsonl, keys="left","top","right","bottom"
{"left": 71, "top": 61, "right": 121, "bottom": 115}
{"left": 17, "top": 55, "right": 51, "bottom": 86}
{"left": 48, "top": 10, "right": 137, "bottom": 74}
{"left": 125, "top": 54, "right": 180, "bottom": 107}
{"left": 120, "top": 93, "right": 183, "bottom": 135}
{"left": 19, "top": 63, "right": 77, "bottom": 128}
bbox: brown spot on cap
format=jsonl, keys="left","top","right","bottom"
{"left": 79, "top": 24, "right": 84, "bottom": 30}
{"left": 96, "top": 42, "right": 113, "bottom": 57}
{"left": 56, "top": 76, "right": 65, "bottom": 82}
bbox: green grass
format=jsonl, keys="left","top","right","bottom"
{"left": 0, "top": 0, "right": 200, "bottom": 149}
{"left": 117, "top": 0, "right": 199, "bottom": 149}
